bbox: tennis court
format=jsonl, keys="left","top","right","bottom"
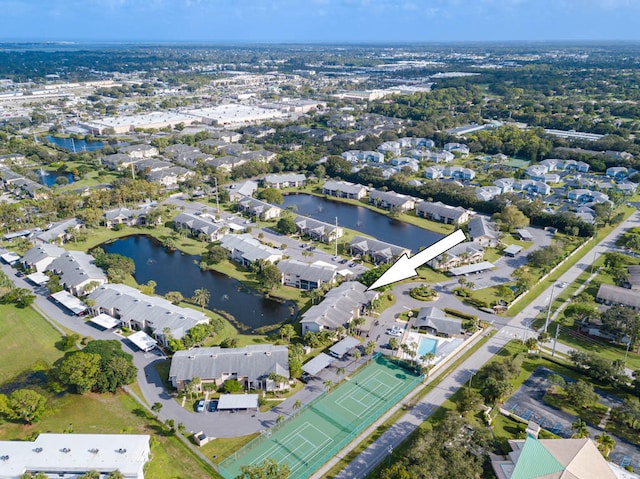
{"left": 219, "top": 354, "right": 421, "bottom": 479}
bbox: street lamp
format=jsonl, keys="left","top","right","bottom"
{"left": 388, "top": 445, "right": 393, "bottom": 467}
{"left": 544, "top": 282, "right": 558, "bottom": 334}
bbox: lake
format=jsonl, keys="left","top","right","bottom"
{"left": 101, "top": 235, "right": 294, "bottom": 332}
{"left": 34, "top": 169, "right": 75, "bottom": 187}
{"left": 45, "top": 135, "right": 106, "bottom": 152}
{"left": 282, "top": 194, "right": 442, "bottom": 252}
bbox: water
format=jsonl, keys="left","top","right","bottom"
{"left": 45, "top": 135, "right": 106, "bottom": 152}
{"left": 418, "top": 337, "right": 438, "bottom": 356}
{"left": 34, "top": 169, "right": 75, "bottom": 187}
{"left": 282, "top": 194, "right": 442, "bottom": 252}
{"left": 100, "top": 235, "right": 294, "bottom": 331}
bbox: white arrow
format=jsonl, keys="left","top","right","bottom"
{"left": 367, "top": 229, "right": 466, "bottom": 290}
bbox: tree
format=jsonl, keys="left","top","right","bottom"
{"left": 493, "top": 205, "right": 529, "bottom": 231}
{"left": 457, "top": 387, "right": 483, "bottom": 414}
{"left": 1, "top": 287, "right": 35, "bottom": 308}
{"left": 276, "top": 217, "right": 297, "bottom": 235}
{"left": 547, "top": 374, "right": 566, "bottom": 393}
{"left": 600, "top": 305, "right": 639, "bottom": 343}
{"left": 323, "top": 380, "right": 333, "bottom": 392}
{"left": 565, "top": 380, "right": 599, "bottom": 409}
{"left": 612, "top": 397, "right": 640, "bottom": 431}
{"left": 293, "top": 399, "right": 302, "bottom": 413}
{"left": 57, "top": 352, "right": 102, "bottom": 394}
{"left": 165, "top": 291, "right": 184, "bottom": 305}
{"left": 237, "top": 458, "right": 290, "bottom": 479}
{"left": 192, "top": 288, "right": 211, "bottom": 310}
{"left": 421, "top": 352, "right": 435, "bottom": 378}
{"left": 279, "top": 324, "right": 296, "bottom": 343}
{"left": 336, "top": 367, "right": 346, "bottom": 381}
{"left": 257, "top": 188, "right": 284, "bottom": 205}
{"left": 594, "top": 431, "right": 615, "bottom": 457}
{"left": 151, "top": 402, "right": 163, "bottom": 415}
{"left": 482, "top": 377, "right": 513, "bottom": 405}
{"left": 222, "top": 379, "right": 242, "bottom": 393}
{"left": 364, "top": 340, "right": 376, "bottom": 358}
{"left": 359, "top": 264, "right": 392, "bottom": 288}
{"left": 83, "top": 340, "right": 137, "bottom": 393}
{"left": 256, "top": 264, "right": 282, "bottom": 291}
{"left": 7, "top": 389, "right": 47, "bottom": 424}
{"left": 203, "top": 245, "right": 228, "bottom": 264}
{"left": 78, "top": 472, "right": 100, "bottom": 479}
{"left": 524, "top": 337, "right": 539, "bottom": 352}
{"left": 60, "top": 333, "right": 80, "bottom": 351}
{"left": 571, "top": 418, "right": 590, "bottom": 438}
{"left": 388, "top": 337, "right": 399, "bottom": 351}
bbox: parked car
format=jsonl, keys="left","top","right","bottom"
{"left": 195, "top": 399, "right": 206, "bottom": 413}
{"left": 15, "top": 271, "right": 24, "bottom": 277}
{"left": 386, "top": 329, "right": 402, "bottom": 337}
{"left": 208, "top": 400, "right": 218, "bottom": 412}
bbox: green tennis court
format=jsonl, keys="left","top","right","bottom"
{"left": 219, "top": 354, "right": 421, "bottom": 479}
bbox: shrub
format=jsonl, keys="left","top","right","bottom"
{"left": 443, "top": 308, "right": 477, "bottom": 321}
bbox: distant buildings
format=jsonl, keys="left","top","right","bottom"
{"left": 277, "top": 259, "right": 338, "bottom": 290}
{"left": 237, "top": 196, "right": 282, "bottom": 220}
{"left": 429, "top": 242, "right": 484, "bottom": 271}
{"left": 369, "top": 189, "right": 417, "bottom": 212}
{"left": 294, "top": 216, "right": 343, "bottom": 243}
{"left": 46, "top": 251, "right": 107, "bottom": 296}
{"left": 349, "top": 235, "right": 410, "bottom": 264}
{"left": 219, "top": 234, "right": 283, "bottom": 267}
{"left": 322, "top": 180, "right": 368, "bottom": 200}
{"left": 262, "top": 173, "right": 306, "bottom": 189}
{"left": 172, "top": 212, "right": 228, "bottom": 242}
{"left": 468, "top": 216, "right": 499, "bottom": 247}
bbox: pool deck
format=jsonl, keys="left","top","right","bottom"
{"left": 402, "top": 331, "right": 464, "bottom": 365}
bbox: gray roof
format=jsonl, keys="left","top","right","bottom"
{"left": 329, "top": 336, "right": 360, "bottom": 357}
{"left": 349, "top": 235, "right": 410, "bottom": 260}
{"left": 468, "top": 216, "right": 498, "bottom": 241}
{"left": 46, "top": 251, "right": 107, "bottom": 288}
{"left": 173, "top": 212, "right": 226, "bottom": 237}
{"left": 417, "top": 201, "right": 468, "bottom": 220}
{"left": 22, "top": 244, "right": 65, "bottom": 266}
{"left": 229, "top": 180, "right": 259, "bottom": 197}
{"left": 36, "top": 218, "right": 83, "bottom": 243}
{"left": 597, "top": 283, "right": 640, "bottom": 309}
{"left": 220, "top": 234, "right": 282, "bottom": 263}
{"left": 301, "top": 281, "right": 376, "bottom": 330}
{"left": 263, "top": 173, "right": 306, "bottom": 185}
{"left": 119, "top": 144, "right": 157, "bottom": 155}
{"left": 369, "top": 189, "right": 415, "bottom": 207}
{"left": 277, "top": 259, "right": 337, "bottom": 283}
{"left": 205, "top": 155, "right": 246, "bottom": 169}
{"left": 169, "top": 345, "right": 289, "bottom": 384}
{"left": 238, "top": 196, "right": 281, "bottom": 215}
{"left": 415, "top": 307, "right": 462, "bottom": 335}
{"left": 628, "top": 266, "right": 640, "bottom": 287}
{"left": 322, "top": 180, "right": 367, "bottom": 196}
{"left": 104, "top": 205, "right": 153, "bottom": 222}
{"left": 302, "top": 353, "right": 334, "bottom": 375}
{"left": 100, "top": 153, "right": 139, "bottom": 169}
{"left": 88, "top": 283, "right": 209, "bottom": 339}
{"left": 134, "top": 158, "right": 172, "bottom": 172}
{"left": 294, "top": 216, "right": 340, "bottom": 237}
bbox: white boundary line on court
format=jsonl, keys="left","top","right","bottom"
{"left": 333, "top": 370, "right": 399, "bottom": 418}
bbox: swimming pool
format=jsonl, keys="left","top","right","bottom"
{"left": 417, "top": 337, "right": 438, "bottom": 356}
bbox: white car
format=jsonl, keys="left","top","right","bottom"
{"left": 386, "top": 329, "right": 403, "bottom": 337}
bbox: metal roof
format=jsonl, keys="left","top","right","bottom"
{"left": 329, "top": 336, "right": 360, "bottom": 357}
{"left": 128, "top": 330, "right": 157, "bottom": 352}
{"left": 302, "top": 353, "right": 334, "bottom": 375}
{"left": 89, "top": 313, "right": 121, "bottom": 330}
{"left": 449, "top": 261, "right": 495, "bottom": 276}
{"left": 50, "top": 290, "right": 88, "bottom": 315}
{"left": 217, "top": 394, "right": 259, "bottom": 410}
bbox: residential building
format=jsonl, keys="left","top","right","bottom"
{"left": 294, "top": 216, "right": 343, "bottom": 243}
{"left": 119, "top": 144, "right": 158, "bottom": 158}
{"left": 237, "top": 196, "right": 282, "bottom": 220}
{"left": 429, "top": 241, "right": 484, "bottom": 271}
{"left": 88, "top": 283, "right": 209, "bottom": 343}
{"left": 322, "top": 180, "right": 368, "bottom": 200}
{"left": 606, "top": 166, "right": 628, "bottom": 180}
{"left": 204, "top": 155, "right": 247, "bottom": 172}
{"left": 492, "top": 435, "right": 616, "bottom": 479}
{"left": 146, "top": 166, "right": 194, "bottom": 187}
{"left": 277, "top": 259, "right": 337, "bottom": 290}
{"left": 300, "top": 281, "right": 377, "bottom": 333}
{"left": 219, "top": 234, "right": 283, "bottom": 267}
{"left": 100, "top": 153, "right": 142, "bottom": 170}
{"left": 475, "top": 186, "right": 503, "bottom": 201}
{"left": 494, "top": 178, "right": 516, "bottom": 194}
{"left": 262, "top": 173, "right": 306, "bottom": 189}
{"left": 46, "top": 251, "right": 107, "bottom": 296}
{"left": 169, "top": 345, "right": 289, "bottom": 392}
{"left": 468, "top": 216, "right": 499, "bottom": 247}
{"left": 417, "top": 201, "right": 470, "bottom": 225}
{"left": 34, "top": 218, "right": 84, "bottom": 245}
{"left": 414, "top": 307, "right": 463, "bottom": 337}
{"left": 627, "top": 265, "right": 640, "bottom": 290}
{"left": 369, "top": 189, "right": 417, "bottom": 212}
{"left": 0, "top": 433, "right": 151, "bottom": 479}
{"left": 567, "top": 189, "right": 610, "bottom": 205}
{"left": 425, "top": 149, "right": 455, "bottom": 163}
{"left": 349, "top": 235, "right": 410, "bottom": 264}
{"left": 228, "top": 180, "right": 259, "bottom": 202}
{"left": 596, "top": 283, "right": 640, "bottom": 310}
{"left": 377, "top": 141, "right": 401, "bottom": 156}
{"left": 104, "top": 205, "right": 159, "bottom": 229}
{"left": 22, "top": 244, "right": 66, "bottom": 272}
{"left": 173, "top": 212, "right": 228, "bottom": 242}
{"left": 443, "top": 142, "right": 470, "bottom": 156}
{"left": 238, "top": 149, "right": 276, "bottom": 163}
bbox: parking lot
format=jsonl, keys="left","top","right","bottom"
{"left": 504, "top": 367, "right": 640, "bottom": 470}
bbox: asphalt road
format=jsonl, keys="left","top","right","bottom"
{"left": 331, "top": 209, "right": 640, "bottom": 479}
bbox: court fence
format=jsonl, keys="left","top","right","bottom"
{"left": 218, "top": 353, "right": 422, "bottom": 479}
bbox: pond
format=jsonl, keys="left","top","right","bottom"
{"left": 100, "top": 235, "right": 294, "bottom": 332}
{"left": 281, "top": 194, "right": 442, "bottom": 252}
{"left": 45, "top": 135, "right": 107, "bottom": 152}
{"left": 33, "top": 169, "right": 75, "bottom": 187}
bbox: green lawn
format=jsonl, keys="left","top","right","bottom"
{"left": 0, "top": 304, "right": 64, "bottom": 385}
{"left": 542, "top": 391, "right": 608, "bottom": 427}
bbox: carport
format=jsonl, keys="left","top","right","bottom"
{"left": 217, "top": 394, "right": 259, "bottom": 412}
{"left": 89, "top": 313, "right": 121, "bottom": 330}
{"left": 128, "top": 330, "right": 157, "bottom": 352}
{"left": 26, "top": 272, "right": 50, "bottom": 286}
{"left": 449, "top": 261, "right": 495, "bottom": 276}
{"left": 50, "top": 290, "right": 88, "bottom": 316}
{"left": 302, "top": 353, "right": 334, "bottom": 376}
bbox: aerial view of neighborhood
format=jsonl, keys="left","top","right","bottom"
{"left": 2, "top": 3, "right": 640, "bottom": 479}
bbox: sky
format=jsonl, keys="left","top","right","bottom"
{"left": 2, "top": 0, "right": 640, "bottom": 43}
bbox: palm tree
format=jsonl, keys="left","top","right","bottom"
{"left": 323, "top": 380, "right": 333, "bottom": 392}
{"left": 364, "top": 340, "right": 377, "bottom": 360}
{"left": 334, "top": 326, "right": 346, "bottom": 340}
{"left": 571, "top": 418, "right": 590, "bottom": 438}
{"left": 421, "top": 352, "right": 435, "bottom": 379}
{"left": 293, "top": 399, "right": 302, "bottom": 414}
{"left": 279, "top": 324, "right": 296, "bottom": 343}
{"left": 352, "top": 350, "right": 362, "bottom": 362}
{"left": 192, "top": 288, "right": 210, "bottom": 310}
{"left": 595, "top": 431, "right": 615, "bottom": 457}
{"left": 336, "top": 367, "right": 346, "bottom": 382}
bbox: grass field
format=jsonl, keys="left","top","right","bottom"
{"left": 220, "top": 355, "right": 421, "bottom": 479}
{"left": 0, "top": 304, "right": 64, "bottom": 385}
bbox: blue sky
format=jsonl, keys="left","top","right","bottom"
{"left": 2, "top": 0, "right": 640, "bottom": 43}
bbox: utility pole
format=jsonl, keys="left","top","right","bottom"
{"left": 214, "top": 176, "right": 220, "bottom": 214}
{"left": 334, "top": 216, "right": 338, "bottom": 257}
{"left": 552, "top": 323, "right": 559, "bottom": 357}
{"left": 130, "top": 162, "right": 135, "bottom": 180}
{"left": 544, "top": 282, "right": 557, "bottom": 334}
